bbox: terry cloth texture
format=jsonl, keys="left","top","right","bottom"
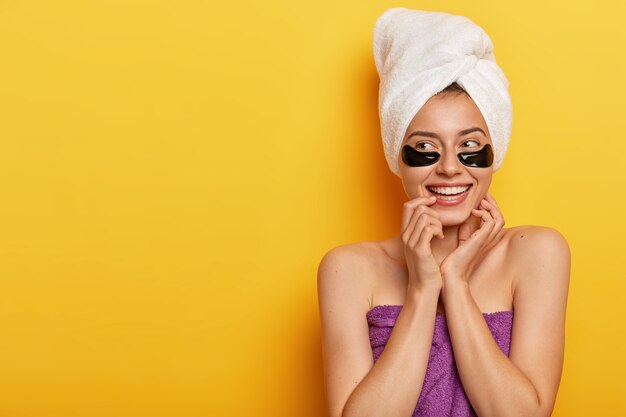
{"left": 367, "top": 305, "right": 514, "bottom": 416}
{"left": 373, "top": 8, "right": 512, "bottom": 176}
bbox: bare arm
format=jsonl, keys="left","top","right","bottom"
{"left": 443, "top": 225, "right": 570, "bottom": 417}
{"left": 318, "top": 197, "right": 444, "bottom": 417}
{"left": 318, "top": 250, "right": 439, "bottom": 417}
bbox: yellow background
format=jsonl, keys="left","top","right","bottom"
{"left": 0, "top": 0, "right": 624, "bottom": 416}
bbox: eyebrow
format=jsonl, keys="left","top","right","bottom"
{"left": 407, "top": 127, "right": 487, "bottom": 140}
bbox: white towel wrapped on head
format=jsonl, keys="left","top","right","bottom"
{"left": 373, "top": 8, "right": 512, "bottom": 176}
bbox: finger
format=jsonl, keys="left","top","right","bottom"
{"left": 405, "top": 194, "right": 438, "bottom": 209}
{"left": 447, "top": 210, "right": 493, "bottom": 262}
{"left": 458, "top": 221, "right": 472, "bottom": 244}
{"left": 483, "top": 195, "right": 501, "bottom": 216}
{"left": 469, "top": 208, "right": 496, "bottom": 243}
{"left": 403, "top": 210, "right": 431, "bottom": 246}
{"left": 405, "top": 199, "right": 440, "bottom": 222}
{"left": 480, "top": 199, "right": 501, "bottom": 219}
{"left": 472, "top": 207, "right": 495, "bottom": 226}
{"left": 417, "top": 224, "right": 439, "bottom": 252}
{"left": 485, "top": 192, "right": 500, "bottom": 209}
{"left": 403, "top": 205, "right": 430, "bottom": 239}
{"left": 457, "top": 209, "right": 480, "bottom": 244}
{"left": 426, "top": 217, "right": 444, "bottom": 240}
{"left": 480, "top": 199, "right": 505, "bottom": 241}
{"left": 484, "top": 194, "right": 505, "bottom": 228}
{"left": 408, "top": 213, "right": 443, "bottom": 247}
{"left": 402, "top": 201, "right": 441, "bottom": 234}
{"left": 401, "top": 196, "right": 437, "bottom": 231}
{"left": 414, "top": 215, "right": 444, "bottom": 248}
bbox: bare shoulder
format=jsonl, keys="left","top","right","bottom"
{"left": 317, "top": 241, "right": 388, "bottom": 309}
{"left": 504, "top": 225, "right": 571, "bottom": 294}
{"left": 506, "top": 225, "right": 570, "bottom": 261}
{"left": 503, "top": 226, "right": 571, "bottom": 411}
{"left": 317, "top": 241, "right": 393, "bottom": 417}
{"left": 318, "top": 241, "right": 383, "bottom": 277}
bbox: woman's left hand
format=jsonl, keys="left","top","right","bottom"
{"left": 440, "top": 193, "right": 505, "bottom": 283}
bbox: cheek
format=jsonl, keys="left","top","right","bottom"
{"left": 476, "top": 170, "right": 493, "bottom": 185}
{"left": 399, "top": 166, "right": 434, "bottom": 197}
{"left": 470, "top": 169, "right": 493, "bottom": 197}
{"left": 399, "top": 165, "right": 433, "bottom": 182}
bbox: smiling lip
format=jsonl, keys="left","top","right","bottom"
{"left": 425, "top": 183, "right": 473, "bottom": 206}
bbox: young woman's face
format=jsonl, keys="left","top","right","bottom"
{"left": 398, "top": 92, "right": 494, "bottom": 226}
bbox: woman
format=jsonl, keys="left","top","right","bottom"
{"left": 317, "top": 8, "right": 570, "bottom": 417}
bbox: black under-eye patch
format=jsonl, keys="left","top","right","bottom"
{"left": 401, "top": 144, "right": 494, "bottom": 168}
{"left": 457, "top": 144, "right": 493, "bottom": 168}
{"left": 401, "top": 145, "right": 440, "bottom": 166}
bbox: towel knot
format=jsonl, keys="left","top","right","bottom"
{"left": 373, "top": 8, "right": 512, "bottom": 176}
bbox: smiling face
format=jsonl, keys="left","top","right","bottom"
{"left": 398, "top": 91, "right": 494, "bottom": 226}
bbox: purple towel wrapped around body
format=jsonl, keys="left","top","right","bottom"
{"left": 367, "top": 305, "right": 513, "bottom": 417}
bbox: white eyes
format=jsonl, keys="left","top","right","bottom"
{"left": 416, "top": 142, "right": 435, "bottom": 150}
{"left": 414, "top": 140, "right": 480, "bottom": 151}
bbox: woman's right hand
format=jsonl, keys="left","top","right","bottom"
{"left": 401, "top": 196, "right": 444, "bottom": 293}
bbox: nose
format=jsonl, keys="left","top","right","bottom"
{"left": 435, "top": 149, "right": 463, "bottom": 176}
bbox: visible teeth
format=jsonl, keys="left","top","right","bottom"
{"left": 427, "top": 185, "right": 471, "bottom": 195}
{"left": 438, "top": 194, "right": 464, "bottom": 201}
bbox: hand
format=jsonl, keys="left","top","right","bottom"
{"left": 440, "top": 193, "right": 505, "bottom": 283}
{"left": 401, "top": 195, "right": 445, "bottom": 293}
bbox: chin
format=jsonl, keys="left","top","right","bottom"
{"left": 437, "top": 210, "right": 473, "bottom": 227}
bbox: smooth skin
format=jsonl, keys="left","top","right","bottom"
{"left": 317, "top": 92, "right": 570, "bottom": 417}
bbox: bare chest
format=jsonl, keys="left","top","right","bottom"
{"left": 370, "top": 241, "right": 514, "bottom": 314}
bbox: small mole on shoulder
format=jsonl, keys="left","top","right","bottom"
{"left": 520, "top": 234, "right": 524, "bottom": 238}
